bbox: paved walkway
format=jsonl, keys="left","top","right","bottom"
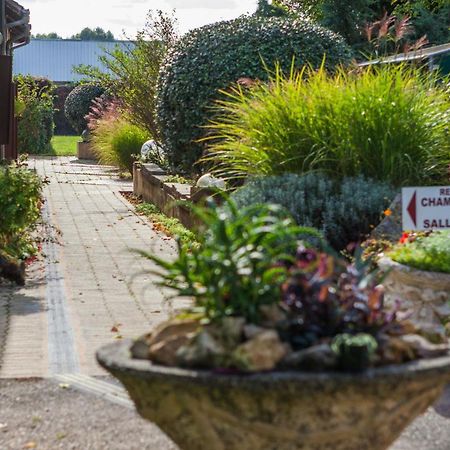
{"left": 1, "top": 156, "right": 183, "bottom": 378}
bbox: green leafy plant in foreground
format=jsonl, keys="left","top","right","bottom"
{"left": 389, "top": 230, "right": 450, "bottom": 274}
{"left": 203, "top": 63, "right": 450, "bottom": 186}
{"left": 0, "top": 162, "right": 43, "bottom": 284}
{"left": 0, "top": 163, "right": 43, "bottom": 248}
{"left": 140, "top": 199, "right": 322, "bottom": 323}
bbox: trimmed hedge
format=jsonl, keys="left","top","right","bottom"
{"left": 156, "top": 14, "right": 352, "bottom": 172}
{"left": 64, "top": 84, "right": 104, "bottom": 134}
{"left": 54, "top": 85, "right": 77, "bottom": 135}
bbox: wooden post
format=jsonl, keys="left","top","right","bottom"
{"left": 0, "top": 54, "right": 12, "bottom": 147}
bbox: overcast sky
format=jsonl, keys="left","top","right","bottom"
{"left": 20, "top": 0, "right": 259, "bottom": 38}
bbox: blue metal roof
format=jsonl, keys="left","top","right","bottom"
{"left": 12, "top": 39, "right": 133, "bottom": 82}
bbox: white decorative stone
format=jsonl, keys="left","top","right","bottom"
{"left": 141, "top": 140, "right": 164, "bottom": 158}
{"left": 196, "top": 173, "right": 226, "bottom": 190}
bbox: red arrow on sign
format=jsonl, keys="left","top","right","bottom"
{"left": 407, "top": 191, "right": 417, "bottom": 227}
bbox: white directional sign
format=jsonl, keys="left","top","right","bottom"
{"left": 402, "top": 186, "right": 450, "bottom": 231}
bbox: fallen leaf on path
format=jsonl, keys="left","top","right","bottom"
{"left": 111, "top": 323, "right": 122, "bottom": 332}
{"left": 59, "top": 383, "right": 70, "bottom": 389}
{"left": 24, "top": 442, "right": 37, "bottom": 449}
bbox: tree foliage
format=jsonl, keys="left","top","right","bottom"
{"left": 278, "top": 0, "right": 450, "bottom": 51}
{"left": 75, "top": 10, "right": 178, "bottom": 139}
{"left": 71, "top": 27, "right": 115, "bottom": 41}
{"left": 32, "top": 32, "right": 62, "bottom": 39}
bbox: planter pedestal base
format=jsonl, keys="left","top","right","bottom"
{"left": 97, "top": 340, "right": 450, "bottom": 450}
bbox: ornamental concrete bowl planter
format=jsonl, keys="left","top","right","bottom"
{"left": 378, "top": 257, "right": 450, "bottom": 325}
{"left": 97, "top": 339, "right": 450, "bottom": 450}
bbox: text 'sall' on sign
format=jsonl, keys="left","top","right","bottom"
{"left": 402, "top": 187, "right": 450, "bottom": 231}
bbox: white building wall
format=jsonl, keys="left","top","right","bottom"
{"left": 12, "top": 39, "right": 132, "bottom": 82}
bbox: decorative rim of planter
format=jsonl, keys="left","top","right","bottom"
{"left": 378, "top": 256, "right": 450, "bottom": 287}
{"left": 97, "top": 339, "right": 450, "bottom": 388}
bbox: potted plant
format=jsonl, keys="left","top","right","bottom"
{"left": 378, "top": 230, "right": 450, "bottom": 326}
{"left": 97, "top": 201, "right": 450, "bottom": 450}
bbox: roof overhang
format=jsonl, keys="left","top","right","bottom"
{"left": 4, "top": 0, "right": 31, "bottom": 51}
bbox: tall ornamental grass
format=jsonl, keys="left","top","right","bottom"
{"left": 202, "top": 64, "right": 450, "bottom": 186}
{"left": 91, "top": 114, "right": 148, "bottom": 174}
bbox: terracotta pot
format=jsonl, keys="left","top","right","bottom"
{"left": 379, "top": 257, "right": 450, "bottom": 325}
{"left": 97, "top": 339, "right": 450, "bottom": 450}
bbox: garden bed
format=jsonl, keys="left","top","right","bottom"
{"left": 133, "top": 162, "right": 212, "bottom": 230}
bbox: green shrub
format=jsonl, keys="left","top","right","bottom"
{"left": 232, "top": 174, "right": 396, "bottom": 250}
{"left": 16, "top": 76, "right": 55, "bottom": 154}
{"left": 389, "top": 231, "right": 450, "bottom": 274}
{"left": 110, "top": 121, "right": 148, "bottom": 174}
{"left": 64, "top": 84, "right": 104, "bottom": 134}
{"left": 0, "top": 162, "right": 43, "bottom": 259}
{"left": 91, "top": 111, "right": 148, "bottom": 174}
{"left": 204, "top": 64, "right": 450, "bottom": 186}
{"left": 156, "top": 13, "right": 352, "bottom": 172}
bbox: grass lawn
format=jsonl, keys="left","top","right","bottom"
{"left": 48, "top": 135, "right": 79, "bottom": 156}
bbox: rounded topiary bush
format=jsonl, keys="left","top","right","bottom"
{"left": 156, "top": 14, "right": 353, "bottom": 172}
{"left": 64, "top": 84, "right": 104, "bottom": 134}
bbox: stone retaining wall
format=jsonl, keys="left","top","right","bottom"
{"left": 133, "top": 162, "right": 212, "bottom": 230}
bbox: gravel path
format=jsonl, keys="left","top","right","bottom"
{"left": 0, "top": 378, "right": 178, "bottom": 450}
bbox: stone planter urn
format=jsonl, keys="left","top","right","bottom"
{"left": 97, "top": 339, "right": 450, "bottom": 450}
{"left": 378, "top": 257, "right": 450, "bottom": 325}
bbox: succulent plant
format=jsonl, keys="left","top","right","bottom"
{"left": 277, "top": 245, "right": 395, "bottom": 368}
